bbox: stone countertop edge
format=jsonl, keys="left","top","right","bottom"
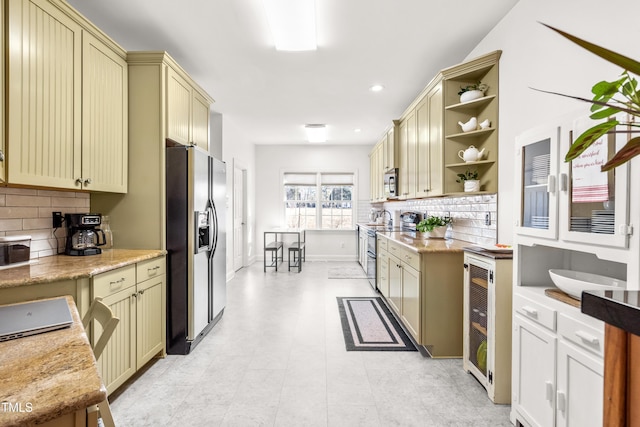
{"left": 380, "top": 232, "right": 468, "bottom": 254}
{"left": 582, "top": 290, "right": 640, "bottom": 336}
{"left": 0, "top": 296, "right": 106, "bottom": 426}
{"left": 0, "top": 249, "right": 167, "bottom": 289}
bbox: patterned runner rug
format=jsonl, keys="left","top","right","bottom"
{"left": 337, "top": 297, "right": 417, "bottom": 351}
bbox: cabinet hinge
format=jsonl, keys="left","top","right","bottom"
{"left": 489, "top": 271, "right": 494, "bottom": 284}
{"left": 488, "top": 370, "right": 493, "bottom": 384}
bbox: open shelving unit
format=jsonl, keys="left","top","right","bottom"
{"left": 442, "top": 51, "right": 501, "bottom": 195}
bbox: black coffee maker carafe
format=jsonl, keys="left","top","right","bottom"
{"left": 65, "top": 213, "right": 107, "bottom": 256}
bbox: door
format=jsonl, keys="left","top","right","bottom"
{"left": 210, "top": 157, "right": 227, "bottom": 320}
{"left": 555, "top": 341, "right": 603, "bottom": 427}
{"left": 136, "top": 275, "right": 165, "bottom": 369}
{"left": 513, "top": 314, "right": 557, "bottom": 427}
{"left": 233, "top": 161, "right": 245, "bottom": 272}
{"left": 7, "top": 0, "right": 82, "bottom": 188}
{"left": 190, "top": 147, "right": 210, "bottom": 340}
{"left": 401, "top": 263, "right": 420, "bottom": 341}
{"left": 82, "top": 31, "right": 128, "bottom": 193}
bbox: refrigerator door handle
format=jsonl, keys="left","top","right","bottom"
{"left": 206, "top": 203, "right": 215, "bottom": 254}
{"left": 209, "top": 200, "right": 219, "bottom": 258}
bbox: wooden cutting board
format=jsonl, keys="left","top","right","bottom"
{"left": 545, "top": 288, "right": 581, "bottom": 308}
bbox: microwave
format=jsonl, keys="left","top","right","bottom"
{"left": 384, "top": 168, "right": 398, "bottom": 199}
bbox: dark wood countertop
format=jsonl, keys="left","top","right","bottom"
{"left": 0, "top": 296, "right": 106, "bottom": 426}
{"left": 0, "top": 249, "right": 166, "bottom": 290}
{"left": 582, "top": 290, "right": 640, "bottom": 336}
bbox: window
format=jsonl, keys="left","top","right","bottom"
{"left": 284, "top": 172, "right": 354, "bottom": 229}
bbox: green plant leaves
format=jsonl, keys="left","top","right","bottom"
{"left": 542, "top": 23, "right": 640, "bottom": 76}
{"left": 565, "top": 120, "right": 618, "bottom": 162}
{"left": 602, "top": 136, "right": 640, "bottom": 171}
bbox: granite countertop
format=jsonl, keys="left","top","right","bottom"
{"left": 0, "top": 296, "right": 106, "bottom": 426}
{"left": 379, "top": 232, "right": 469, "bottom": 254}
{"left": 582, "top": 290, "right": 640, "bottom": 336}
{"left": 0, "top": 249, "right": 166, "bottom": 290}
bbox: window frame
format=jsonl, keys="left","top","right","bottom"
{"left": 282, "top": 171, "right": 357, "bottom": 230}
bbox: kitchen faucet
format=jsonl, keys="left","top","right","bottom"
{"left": 381, "top": 210, "right": 392, "bottom": 226}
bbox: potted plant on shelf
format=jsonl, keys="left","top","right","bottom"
{"left": 456, "top": 169, "right": 480, "bottom": 192}
{"left": 458, "top": 81, "right": 489, "bottom": 103}
{"left": 417, "top": 215, "right": 452, "bottom": 239}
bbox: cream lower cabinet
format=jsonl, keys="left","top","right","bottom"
{"left": 377, "top": 235, "right": 463, "bottom": 357}
{"left": 6, "top": 0, "right": 127, "bottom": 192}
{"left": 92, "top": 257, "right": 166, "bottom": 395}
{"left": 512, "top": 290, "right": 603, "bottom": 427}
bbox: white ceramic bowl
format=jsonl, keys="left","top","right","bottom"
{"left": 548, "top": 269, "right": 626, "bottom": 300}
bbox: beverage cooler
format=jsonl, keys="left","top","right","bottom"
{"left": 463, "top": 248, "right": 513, "bottom": 404}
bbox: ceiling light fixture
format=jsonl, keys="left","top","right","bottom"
{"left": 354, "top": 128, "right": 362, "bottom": 133}
{"left": 263, "top": 0, "right": 317, "bottom": 51}
{"left": 369, "top": 84, "right": 384, "bottom": 92}
{"left": 305, "top": 124, "right": 326, "bottom": 143}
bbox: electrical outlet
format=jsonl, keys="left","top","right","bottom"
{"left": 52, "top": 211, "right": 63, "bottom": 228}
{"left": 485, "top": 213, "right": 491, "bottom": 226}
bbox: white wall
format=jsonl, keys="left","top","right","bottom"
{"left": 220, "top": 115, "right": 256, "bottom": 279}
{"left": 465, "top": 0, "right": 640, "bottom": 243}
{"left": 255, "top": 144, "right": 372, "bottom": 261}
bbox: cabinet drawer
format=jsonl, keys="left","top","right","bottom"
{"left": 513, "top": 293, "right": 556, "bottom": 331}
{"left": 377, "top": 237, "right": 388, "bottom": 252}
{"left": 388, "top": 241, "right": 419, "bottom": 271}
{"left": 93, "top": 265, "right": 136, "bottom": 297}
{"left": 137, "top": 257, "right": 166, "bottom": 283}
{"left": 558, "top": 313, "right": 604, "bottom": 358}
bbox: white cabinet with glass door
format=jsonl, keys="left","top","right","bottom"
{"left": 515, "top": 117, "right": 631, "bottom": 250}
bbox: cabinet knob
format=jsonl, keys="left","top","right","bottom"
{"left": 75, "top": 178, "right": 83, "bottom": 186}
{"left": 132, "top": 293, "right": 137, "bottom": 298}
{"left": 84, "top": 178, "right": 92, "bottom": 185}
{"left": 139, "top": 289, "right": 145, "bottom": 296}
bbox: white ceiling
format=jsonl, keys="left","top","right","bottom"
{"left": 67, "top": 0, "right": 518, "bottom": 146}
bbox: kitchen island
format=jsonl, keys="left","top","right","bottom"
{"left": 582, "top": 291, "right": 640, "bottom": 427}
{"left": 0, "top": 250, "right": 167, "bottom": 396}
{"left": 0, "top": 296, "right": 106, "bottom": 427}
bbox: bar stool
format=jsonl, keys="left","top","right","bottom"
{"left": 288, "top": 242, "right": 306, "bottom": 272}
{"left": 264, "top": 241, "right": 284, "bottom": 272}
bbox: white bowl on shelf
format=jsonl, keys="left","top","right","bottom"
{"left": 548, "top": 269, "right": 626, "bottom": 300}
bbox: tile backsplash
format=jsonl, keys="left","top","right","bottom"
{"left": 371, "top": 194, "right": 498, "bottom": 246}
{"left": 0, "top": 187, "right": 90, "bottom": 259}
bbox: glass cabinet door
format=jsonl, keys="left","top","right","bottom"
{"left": 515, "top": 125, "right": 560, "bottom": 239}
{"left": 561, "top": 116, "right": 630, "bottom": 248}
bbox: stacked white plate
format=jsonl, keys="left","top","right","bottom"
{"left": 530, "top": 216, "right": 549, "bottom": 229}
{"left": 591, "top": 210, "right": 615, "bottom": 234}
{"left": 570, "top": 217, "right": 591, "bottom": 232}
{"left": 532, "top": 154, "right": 550, "bottom": 184}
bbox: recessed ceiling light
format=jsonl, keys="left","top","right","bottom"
{"left": 354, "top": 128, "right": 362, "bottom": 133}
{"left": 263, "top": 0, "right": 317, "bottom": 51}
{"left": 305, "top": 124, "right": 326, "bottom": 143}
{"left": 369, "top": 84, "right": 384, "bottom": 92}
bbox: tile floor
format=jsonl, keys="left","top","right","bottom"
{"left": 110, "top": 261, "right": 513, "bottom": 426}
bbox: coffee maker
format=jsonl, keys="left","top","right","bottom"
{"left": 64, "top": 213, "right": 106, "bottom": 256}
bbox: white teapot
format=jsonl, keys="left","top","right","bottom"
{"left": 458, "top": 145, "right": 485, "bottom": 162}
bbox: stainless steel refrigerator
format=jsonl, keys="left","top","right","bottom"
{"left": 166, "top": 142, "right": 226, "bottom": 354}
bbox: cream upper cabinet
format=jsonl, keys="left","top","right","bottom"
{"left": 0, "top": 0, "right": 5, "bottom": 184}
{"left": 398, "top": 111, "right": 417, "bottom": 200}
{"left": 7, "top": 0, "right": 83, "bottom": 189}
{"left": 82, "top": 31, "right": 128, "bottom": 193}
{"left": 6, "top": 0, "right": 127, "bottom": 192}
{"left": 416, "top": 80, "right": 444, "bottom": 198}
{"left": 167, "top": 67, "right": 212, "bottom": 151}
